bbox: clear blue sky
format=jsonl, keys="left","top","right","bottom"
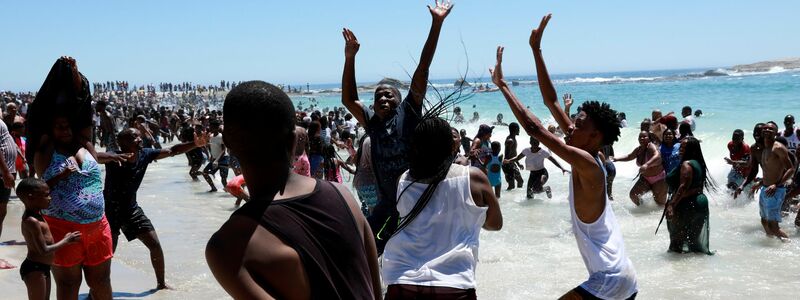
{"left": 1, "top": 0, "right": 797, "bottom": 91}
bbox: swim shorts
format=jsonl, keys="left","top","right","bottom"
{"left": 759, "top": 186, "right": 786, "bottom": 222}
{"left": 108, "top": 206, "right": 156, "bottom": 242}
{"left": 43, "top": 215, "right": 113, "bottom": 267}
{"left": 19, "top": 258, "right": 51, "bottom": 280}
{"left": 727, "top": 169, "right": 745, "bottom": 187}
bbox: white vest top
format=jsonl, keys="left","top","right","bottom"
{"left": 382, "top": 164, "right": 487, "bottom": 289}
{"left": 568, "top": 158, "right": 638, "bottom": 299}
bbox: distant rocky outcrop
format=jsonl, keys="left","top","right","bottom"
{"left": 376, "top": 77, "right": 409, "bottom": 89}
{"left": 730, "top": 57, "right": 800, "bottom": 73}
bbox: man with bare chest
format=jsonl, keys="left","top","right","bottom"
{"left": 757, "top": 122, "right": 794, "bottom": 241}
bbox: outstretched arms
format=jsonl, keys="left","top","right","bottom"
{"left": 408, "top": 0, "right": 454, "bottom": 108}
{"left": 530, "top": 15, "right": 573, "bottom": 135}
{"left": 341, "top": 28, "right": 368, "bottom": 126}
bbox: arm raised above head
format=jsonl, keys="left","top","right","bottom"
{"left": 341, "top": 28, "right": 368, "bottom": 126}
{"left": 529, "top": 14, "right": 573, "bottom": 135}
{"left": 407, "top": 0, "right": 454, "bottom": 108}
{"left": 491, "top": 44, "right": 596, "bottom": 171}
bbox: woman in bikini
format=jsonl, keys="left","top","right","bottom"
{"left": 613, "top": 131, "right": 668, "bottom": 206}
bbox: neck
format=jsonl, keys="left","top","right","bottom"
{"left": 242, "top": 167, "right": 290, "bottom": 201}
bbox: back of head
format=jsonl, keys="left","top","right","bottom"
{"left": 223, "top": 81, "right": 295, "bottom": 168}
{"left": 681, "top": 136, "right": 715, "bottom": 190}
{"left": 409, "top": 117, "right": 454, "bottom": 180}
{"left": 581, "top": 101, "right": 621, "bottom": 146}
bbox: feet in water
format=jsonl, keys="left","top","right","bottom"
{"left": 545, "top": 186, "right": 552, "bottom": 199}
{"left": 157, "top": 283, "right": 173, "bottom": 290}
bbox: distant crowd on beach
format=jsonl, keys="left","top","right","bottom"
{"left": 1, "top": 1, "right": 799, "bottom": 300}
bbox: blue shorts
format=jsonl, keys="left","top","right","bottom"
{"left": 727, "top": 169, "right": 745, "bottom": 186}
{"left": 759, "top": 186, "right": 786, "bottom": 222}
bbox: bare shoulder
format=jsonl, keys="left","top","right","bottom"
{"left": 330, "top": 182, "right": 367, "bottom": 233}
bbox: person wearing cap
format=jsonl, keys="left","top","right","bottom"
{"left": 469, "top": 124, "right": 494, "bottom": 172}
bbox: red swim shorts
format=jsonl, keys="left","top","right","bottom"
{"left": 43, "top": 215, "right": 113, "bottom": 267}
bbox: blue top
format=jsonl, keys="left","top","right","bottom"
{"left": 104, "top": 149, "right": 161, "bottom": 211}
{"left": 487, "top": 154, "right": 502, "bottom": 187}
{"left": 43, "top": 151, "right": 105, "bottom": 224}
{"left": 660, "top": 143, "right": 681, "bottom": 174}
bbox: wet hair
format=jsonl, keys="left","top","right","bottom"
{"left": 682, "top": 106, "right": 692, "bottom": 113}
{"left": 17, "top": 178, "right": 47, "bottom": 203}
{"left": 732, "top": 129, "right": 744, "bottom": 138}
{"left": 223, "top": 81, "right": 295, "bottom": 161}
{"left": 580, "top": 101, "right": 621, "bottom": 146}
{"left": 680, "top": 137, "right": 716, "bottom": 191}
{"left": 409, "top": 117, "right": 454, "bottom": 180}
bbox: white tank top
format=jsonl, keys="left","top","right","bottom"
{"left": 382, "top": 164, "right": 487, "bottom": 289}
{"left": 568, "top": 158, "right": 638, "bottom": 299}
{"left": 783, "top": 129, "right": 799, "bottom": 152}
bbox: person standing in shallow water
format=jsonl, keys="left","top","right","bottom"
{"left": 206, "top": 81, "right": 380, "bottom": 299}
{"left": 665, "top": 137, "right": 715, "bottom": 254}
{"left": 502, "top": 122, "right": 524, "bottom": 190}
{"left": 491, "top": 14, "right": 637, "bottom": 299}
{"left": 755, "top": 122, "right": 793, "bottom": 241}
{"left": 340, "top": 0, "right": 453, "bottom": 253}
{"left": 613, "top": 131, "right": 668, "bottom": 206}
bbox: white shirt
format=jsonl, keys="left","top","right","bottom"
{"left": 209, "top": 133, "right": 225, "bottom": 159}
{"left": 343, "top": 119, "right": 358, "bottom": 135}
{"left": 521, "top": 147, "right": 550, "bottom": 171}
{"left": 568, "top": 158, "right": 638, "bottom": 299}
{"left": 382, "top": 164, "right": 487, "bottom": 289}
{"left": 783, "top": 128, "right": 800, "bottom": 152}
{"left": 683, "top": 115, "right": 696, "bottom": 132}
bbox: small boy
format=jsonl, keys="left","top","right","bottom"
{"left": 487, "top": 141, "right": 504, "bottom": 198}
{"left": 18, "top": 178, "right": 81, "bottom": 300}
{"left": 502, "top": 122, "right": 525, "bottom": 190}
{"left": 506, "top": 137, "right": 569, "bottom": 199}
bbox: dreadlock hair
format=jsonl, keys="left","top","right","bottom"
{"left": 409, "top": 117, "right": 455, "bottom": 180}
{"left": 680, "top": 136, "right": 716, "bottom": 191}
{"left": 580, "top": 101, "right": 621, "bottom": 146}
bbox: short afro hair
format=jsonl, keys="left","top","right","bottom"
{"left": 580, "top": 101, "right": 620, "bottom": 146}
{"left": 223, "top": 81, "right": 295, "bottom": 155}
{"left": 17, "top": 177, "right": 47, "bottom": 202}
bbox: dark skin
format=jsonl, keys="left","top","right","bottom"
{"left": 490, "top": 15, "right": 620, "bottom": 300}
{"left": 734, "top": 125, "right": 764, "bottom": 199}
{"left": 206, "top": 127, "right": 382, "bottom": 300}
{"left": 341, "top": 0, "right": 453, "bottom": 126}
{"left": 113, "top": 129, "right": 208, "bottom": 290}
{"left": 41, "top": 117, "right": 115, "bottom": 300}
{"left": 20, "top": 185, "right": 81, "bottom": 300}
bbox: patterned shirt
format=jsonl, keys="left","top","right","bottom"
{"left": 43, "top": 151, "right": 105, "bottom": 224}
{"left": 0, "top": 121, "right": 17, "bottom": 174}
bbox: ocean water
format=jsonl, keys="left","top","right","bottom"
{"left": 1, "top": 68, "right": 799, "bottom": 299}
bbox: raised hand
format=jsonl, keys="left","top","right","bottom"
{"left": 342, "top": 28, "right": 360, "bottom": 59}
{"left": 489, "top": 46, "right": 506, "bottom": 87}
{"left": 529, "top": 14, "right": 552, "bottom": 50}
{"left": 428, "top": 0, "right": 454, "bottom": 23}
{"left": 563, "top": 93, "right": 573, "bottom": 108}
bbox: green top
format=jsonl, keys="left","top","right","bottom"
{"left": 666, "top": 160, "right": 704, "bottom": 192}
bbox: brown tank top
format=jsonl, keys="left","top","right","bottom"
{"left": 233, "top": 180, "right": 374, "bottom": 299}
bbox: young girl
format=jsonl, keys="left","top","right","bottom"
{"left": 487, "top": 141, "right": 503, "bottom": 198}
{"left": 322, "top": 145, "right": 354, "bottom": 183}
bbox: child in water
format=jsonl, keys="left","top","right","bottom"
{"left": 507, "top": 137, "right": 569, "bottom": 199}
{"left": 18, "top": 178, "right": 81, "bottom": 300}
{"left": 487, "top": 141, "right": 504, "bottom": 198}
{"left": 323, "top": 144, "right": 354, "bottom": 183}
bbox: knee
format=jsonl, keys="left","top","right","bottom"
{"left": 85, "top": 273, "right": 111, "bottom": 288}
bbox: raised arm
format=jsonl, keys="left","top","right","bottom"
{"left": 612, "top": 146, "right": 640, "bottom": 163}
{"left": 530, "top": 14, "right": 572, "bottom": 134}
{"left": 491, "top": 43, "right": 596, "bottom": 171}
{"left": 563, "top": 93, "right": 573, "bottom": 117}
{"left": 341, "top": 28, "right": 368, "bottom": 126}
{"left": 407, "top": 0, "right": 454, "bottom": 108}
{"left": 155, "top": 132, "right": 209, "bottom": 160}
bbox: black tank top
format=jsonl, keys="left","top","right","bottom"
{"left": 232, "top": 180, "right": 374, "bottom": 300}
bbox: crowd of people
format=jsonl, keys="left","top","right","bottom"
{"left": 0, "top": 2, "right": 798, "bottom": 300}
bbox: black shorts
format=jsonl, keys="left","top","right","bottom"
{"left": 386, "top": 284, "right": 476, "bottom": 300}
{"left": 19, "top": 258, "right": 51, "bottom": 280}
{"left": 107, "top": 206, "right": 155, "bottom": 242}
{"left": 0, "top": 181, "right": 13, "bottom": 202}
